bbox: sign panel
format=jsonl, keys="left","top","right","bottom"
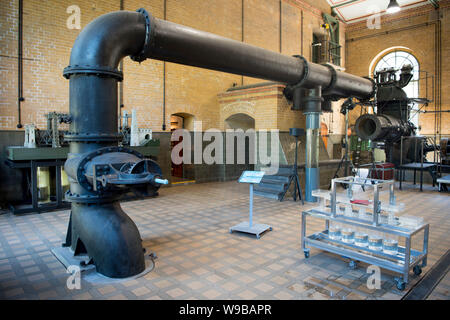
{"left": 238, "top": 171, "right": 265, "bottom": 184}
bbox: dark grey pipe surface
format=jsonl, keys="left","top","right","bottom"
{"left": 68, "top": 11, "right": 146, "bottom": 70}
{"left": 146, "top": 18, "right": 305, "bottom": 85}
{"left": 17, "top": 0, "right": 23, "bottom": 128}
{"left": 144, "top": 16, "right": 373, "bottom": 99}
{"left": 66, "top": 10, "right": 374, "bottom": 100}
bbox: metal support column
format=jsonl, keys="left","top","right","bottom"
{"left": 305, "top": 112, "right": 320, "bottom": 202}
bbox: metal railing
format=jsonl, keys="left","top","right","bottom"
{"left": 311, "top": 39, "right": 341, "bottom": 66}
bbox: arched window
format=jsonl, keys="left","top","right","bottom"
{"left": 373, "top": 50, "right": 420, "bottom": 131}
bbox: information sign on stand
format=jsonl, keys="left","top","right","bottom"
{"left": 230, "top": 171, "right": 272, "bottom": 239}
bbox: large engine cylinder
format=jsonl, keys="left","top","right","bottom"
{"left": 355, "top": 113, "right": 412, "bottom": 143}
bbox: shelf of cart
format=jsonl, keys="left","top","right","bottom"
{"left": 311, "top": 231, "right": 425, "bottom": 264}
{"left": 304, "top": 232, "right": 426, "bottom": 272}
{"left": 302, "top": 209, "right": 427, "bottom": 236}
{"left": 311, "top": 189, "right": 405, "bottom": 213}
{"left": 333, "top": 176, "right": 393, "bottom": 187}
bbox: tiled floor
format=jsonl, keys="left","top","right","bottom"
{"left": 427, "top": 270, "right": 450, "bottom": 300}
{"left": 0, "top": 181, "right": 449, "bottom": 300}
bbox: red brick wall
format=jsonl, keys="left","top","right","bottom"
{"left": 0, "top": 0, "right": 333, "bottom": 132}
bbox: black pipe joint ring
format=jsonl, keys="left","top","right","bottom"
{"left": 291, "top": 55, "right": 309, "bottom": 89}
{"left": 65, "top": 190, "right": 121, "bottom": 204}
{"left": 362, "top": 76, "right": 377, "bottom": 101}
{"left": 130, "top": 8, "right": 153, "bottom": 63}
{"left": 63, "top": 65, "right": 123, "bottom": 81}
{"left": 282, "top": 55, "right": 309, "bottom": 102}
{"left": 321, "top": 63, "right": 337, "bottom": 94}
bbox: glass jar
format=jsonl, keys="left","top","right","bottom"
{"left": 379, "top": 213, "right": 389, "bottom": 224}
{"left": 354, "top": 227, "right": 369, "bottom": 247}
{"left": 368, "top": 232, "right": 383, "bottom": 251}
{"left": 387, "top": 213, "right": 397, "bottom": 226}
{"left": 344, "top": 204, "right": 353, "bottom": 217}
{"left": 383, "top": 234, "right": 399, "bottom": 255}
{"left": 329, "top": 222, "right": 342, "bottom": 240}
{"left": 341, "top": 227, "right": 355, "bottom": 244}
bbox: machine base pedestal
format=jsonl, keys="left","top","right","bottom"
{"left": 229, "top": 222, "right": 272, "bottom": 239}
{"left": 51, "top": 246, "right": 156, "bottom": 285}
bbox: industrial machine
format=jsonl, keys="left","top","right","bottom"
{"left": 119, "top": 109, "right": 153, "bottom": 147}
{"left": 62, "top": 8, "right": 377, "bottom": 278}
{"left": 22, "top": 112, "right": 71, "bottom": 148}
{"left": 354, "top": 65, "right": 434, "bottom": 166}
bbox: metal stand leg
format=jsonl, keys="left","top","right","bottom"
{"left": 404, "top": 237, "right": 411, "bottom": 284}
{"left": 301, "top": 212, "right": 309, "bottom": 258}
{"left": 249, "top": 183, "right": 253, "bottom": 228}
{"left": 420, "top": 168, "right": 424, "bottom": 192}
{"left": 429, "top": 167, "right": 436, "bottom": 187}
{"left": 281, "top": 134, "right": 304, "bottom": 205}
{"left": 399, "top": 169, "right": 403, "bottom": 190}
{"left": 31, "top": 161, "right": 38, "bottom": 212}
{"left": 292, "top": 176, "right": 297, "bottom": 202}
{"left": 229, "top": 183, "right": 272, "bottom": 239}
{"left": 422, "top": 225, "right": 429, "bottom": 268}
{"left": 56, "top": 165, "right": 62, "bottom": 206}
{"left": 279, "top": 175, "right": 293, "bottom": 202}
{"left": 295, "top": 174, "right": 304, "bottom": 205}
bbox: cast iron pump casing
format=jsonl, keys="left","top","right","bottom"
{"left": 63, "top": 147, "right": 166, "bottom": 278}
{"left": 64, "top": 146, "right": 164, "bottom": 201}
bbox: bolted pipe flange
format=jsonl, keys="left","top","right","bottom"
{"left": 130, "top": 8, "right": 153, "bottom": 63}
{"left": 63, "top": 65, "right": 123, "bottom": 81}
{"left": 362, "top": 76, "right": 377, "bottom": 101}
{"left": 321, "top": 63, "right": 337, "bottom": 94}
{"left": 65, "top": 190, "right": 122, "bottom": 204}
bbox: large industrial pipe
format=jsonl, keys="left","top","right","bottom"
{"left": 355, "top": 113, "right": 412, "bottom": 143}
{"left": 64, "top": 10, "right": 374, "bottom": 100}
{"left": 63, "top": 9, "right": 376, "bottom": 278}
{"left": 17, "top": 0, "right": 24, "bottom": 129}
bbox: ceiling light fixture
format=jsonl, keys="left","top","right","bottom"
{"left": 386, "top": 0, "right": 401, "bottom": 14}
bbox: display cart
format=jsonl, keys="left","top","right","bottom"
{"left": 301, "top": 176, "right": 429, "bottom": 291}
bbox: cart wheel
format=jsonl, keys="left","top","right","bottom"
{"left": 413, "top": 265, "right": 422, "bottom": 276}
{"left": 256, "top": 234, "right": 260, "bottom": 239}
{"left": 396, "top": 279, "right": 406, "bottom": 291}
{"left": 349, "top": 260, "right": 357, "bottom": 270}
{"left": 229, "top": 229, "right": 233, "bottom": 234}
{"left": 304, "top": 249, "right": 310, "bottom": 259}
{"left": 269, "top": 227, "right": 273, "bottom": 231}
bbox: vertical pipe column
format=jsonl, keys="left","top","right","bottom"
{"left": 297, "top": 87, "right": 322, "bottom": 203}
{"left": 118, "top": 0, "right": 124, "bottom": 131}
{"left": 249, "top": 183, "right": 253, "bottom": 228}
{"left": 305, "top": 111, "right": 320, "bottom": 202}
{"left": 17, "top": 0, "right": 24, "bottom": 128}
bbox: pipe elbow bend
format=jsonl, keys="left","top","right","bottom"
{"left": 63, "top": 9, "right": 151, "bottom": 80}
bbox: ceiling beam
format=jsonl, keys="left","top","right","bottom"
{"left": 428, "top": 0, "right": 440, "bottom": 8}
{"left": 331, "top": 0, "right": 361, "bottom": 9}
